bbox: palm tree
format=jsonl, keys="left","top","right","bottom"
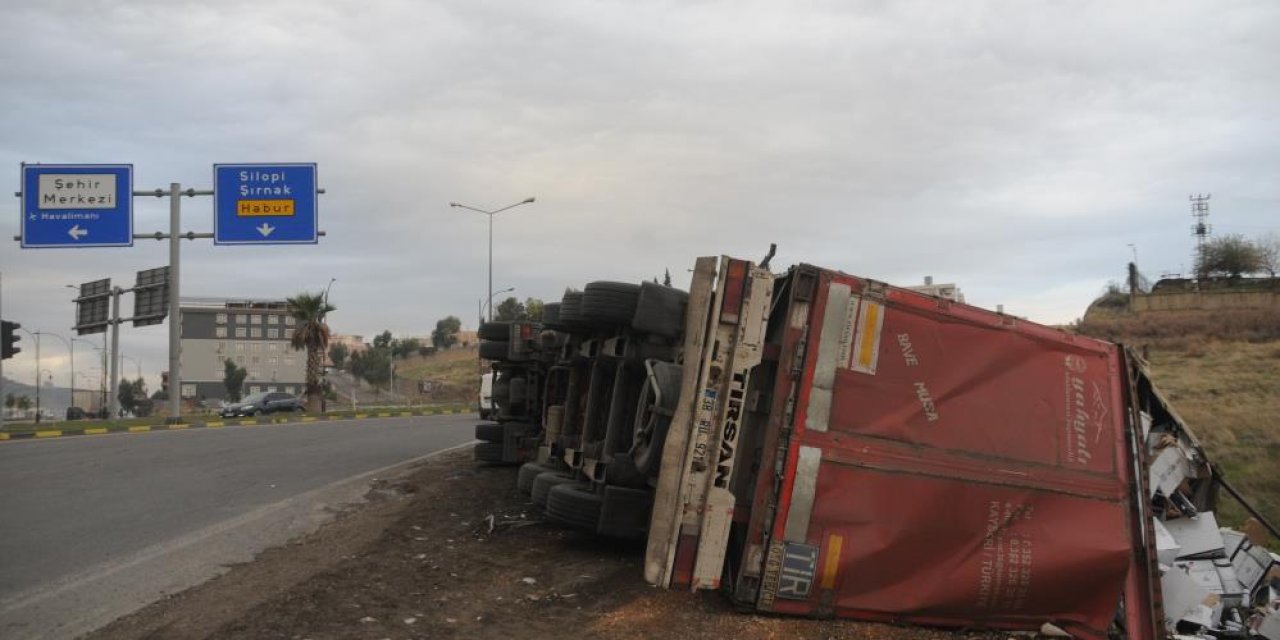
{"left": 287, "top": 292, "right": 336, "bottom": 412}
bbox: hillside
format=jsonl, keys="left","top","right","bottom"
{"left": 389, "top": 345, "right": 483, "bottom": 405}
{"left": 1077, "top": 309, "right": 1280, "bottom": 528}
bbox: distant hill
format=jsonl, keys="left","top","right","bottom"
{"left": 1, "top": 376, "right": 76, "bottom": 413}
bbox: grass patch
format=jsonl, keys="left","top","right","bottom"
{"left": 392, "top": 345, "right": 485, "bottom": 405}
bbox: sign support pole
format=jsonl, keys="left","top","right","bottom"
{"left": 167, "top": 184, "right": 182, "bottom": 423}
{"left": 109, "top": 288, "right": 121, "bottom": 417}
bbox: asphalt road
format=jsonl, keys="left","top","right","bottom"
{"left": 0, "top": 414, "right": 478, "bottom": 640}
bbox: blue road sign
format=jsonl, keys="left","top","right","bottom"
{"left": 20, "top": 164, "right": 133, "bottom": 248}
{"left": 214, "top": 163, "right": 318, "bottom": 245}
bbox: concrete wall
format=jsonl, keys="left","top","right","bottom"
{"left": 1132, "top": 290, "right": 1280, "bottom": 313}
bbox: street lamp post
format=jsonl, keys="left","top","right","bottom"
{"left": 449, "top": 197, "right": 535, "bottom": 321}
{"left": 479, "top": 287, "right": 516, "bottom": 326}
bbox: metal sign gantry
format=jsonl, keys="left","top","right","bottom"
{"left": 14, "top": 164, "right": 324, "bottom": 422}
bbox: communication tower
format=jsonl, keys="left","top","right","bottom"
{"left": 1189, "top": 193, "right": 1211, "bottom": 275}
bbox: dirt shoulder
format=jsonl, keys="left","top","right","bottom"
{"left": 86, "top": 448, "right": 1000, "bottom": 640}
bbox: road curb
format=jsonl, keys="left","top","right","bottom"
{"left": 0, "top": 406, "right": 475, "bottom": 443}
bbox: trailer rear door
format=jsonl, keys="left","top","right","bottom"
{"left": 749, "top": 269, "right": 1142, "bottom": 639}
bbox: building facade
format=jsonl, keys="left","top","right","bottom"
{"left": 180, "top": 298, "right": 306, "bottom": 402}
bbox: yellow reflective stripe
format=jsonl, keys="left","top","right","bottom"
{"left": 857, "top": 303, "right": 880, "bottom": 369}
{"left": 821, "top": 534, "right": 844, "bottom": 589}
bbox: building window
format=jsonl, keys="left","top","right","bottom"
{"left": 235, "top": 327, "right": 246, "bottom": 338}
{"left": 250, "top": 328, "right": 262, "bottom": 338}
{"left": 249, "top": 385, "right": 261, "bottom": 394}
{"left": 216, "top": 313, "right": 227, "bottom": 324}
{"left": 252, "top": 343, "right": 262, "bottom": 352}
{"left": 267, "top": 328, "right": 279, "bottom": 339}
{"left": 236, "top": 342, "right": 246, "bottom": 352}
{"left": 268, "top": 343, "right": 279, "bottom": 352}
{"left": 235, "top": 355, "right": 246, "bottom": 364}
{"left": 250, "top": 314, "right": 262, "bottom": 324}
{"left": 215, "top": 327, "right": 227, "bottom": 338}
{"left": 267, "top": 315, "right": 279, "bottom": 325}
{"left": 268, "top": 356, "right": 278, "bottom": 365}
{"left": 249, "top": 370, "right": 260, "bottom": 379}
{"left": 285, "top": 316, "right": 296, "bottom": 326}
{"left": 267, "top": 385, "right": 278, "bottom": 392}
{"left": 182, "top": 384, "right": 197, "bottom": 398}
{"left": 236, "top": 314, "right": 248, "bottom": 324}
{"left": 252, "top": 356, "right": 260, "bottom": 364}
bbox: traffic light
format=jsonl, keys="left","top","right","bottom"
{"left": 1, "top": 320, "right": 20, "bottom": 360}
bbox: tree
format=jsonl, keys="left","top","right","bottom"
{"left": 372, "top": 330, "right": 393, "bottom": 350}
{"left": 287, "top": 292, "right": 336, "bottom": 413}
{"left": 223, "top": 358, "right": 248, "bottom": 402}
{"left": 358, "top": 347, "right": 391, "bottom": 388}
{"left": 1196, "top": 234, "right": 1269, "bottom": 278}
{"left": 494, "top": 297, "right": 524, "bottom": 321}
{"left": 664, "top": 269, "right": 672, "bottom": 287}
{"left": 17, "top": 395, "right": 31, "bottom": 411}
{"left": 328, "top": 343, "right": 349, "bottom": 370}
{"left": 1259, "top": 233, "right": 1280, "bottom": 277}
{"left": 524, "top": 297, "right": 545, "bottom": 322}
{"left": 392, "top": 337, "right": 420, "bottom": 359}
{"left": 118, "top": 377, "right": 146, "bottom": 416}
{"left": 432, "top": 316, "right": 461, "bottom": 349}
{"left": 4, "top": 393, "right": 13, "bottom": 409}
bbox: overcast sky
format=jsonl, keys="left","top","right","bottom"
{"left": 2, "top": 0, "right": 1277, "bottom": 393}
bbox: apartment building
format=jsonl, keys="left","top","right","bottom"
{"left": 180, "top": 298, "right": 306, "bottom": 401}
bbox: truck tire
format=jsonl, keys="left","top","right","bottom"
{"left": 546, "top": 482, "right": 604, "bottom": 532}
{"left": 542, "top": 302, "right": 562, "bottom": 328}
{"left": 517, "top": 462, "right": 558, "bottom": 494}
{"left": 479, "top": 340, "right": 508, "bottom": 361}
{"left": 478, "top": 321, "right": 512, "bottom": 341}
{"left": 631, "top": 282, "right": 689, "bottom": 339}
{"left": 474, "top": 442, "right": 505, "bottom": 463}
{"left": 597, "top": 485, "right": 654, "bottom": 540}
{"left": 559, "top": 291, "right": 584, "bottom": 328}
{"left": 475, "top": 423, "right": 505, "bottom": 442}
{"left": 580, "top": 281, "right": 640, "bottom": 328}
{"left": 531, "top": 471, "right": 576, "bottom": 508}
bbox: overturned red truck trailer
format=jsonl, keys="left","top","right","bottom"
{"left": 644, "top": 256, "right": 1193, "bottom": 639}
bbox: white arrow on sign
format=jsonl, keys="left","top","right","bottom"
{"left": 68, "top": 225, "right": 89, "bottom": 240}
{"left": 256, "top": 223, "right": 275, "bottom": 237}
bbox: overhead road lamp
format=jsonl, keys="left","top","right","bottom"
{"left": 479, "top": 287, "right": 516, "bottom": 326}
{"left": 449, "top": 197, "right": 536, "bottom": 321}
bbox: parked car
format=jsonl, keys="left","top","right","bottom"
{"left": 219, "top": 392, "right": 303, "bottom": 417}
{"left": 65, "top": 406, "right": 86, "bottom": 420}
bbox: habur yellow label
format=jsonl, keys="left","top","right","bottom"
{"left": 238, "top": 200, "right": 296, "bottom": 217}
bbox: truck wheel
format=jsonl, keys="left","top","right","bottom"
{"left": 542, "top": 302, "right": 563, "bottom": 329}
{"left": 631, "top": 282, "right": 688, "bottom": 339}
{"left": 597, "top": 485, "right": 654, "bottom": 539}
{"left": 478, "top": 321, "right": 512, "bottom": 341}
{"left": 475, "top": 423, "right": 505, "bottom": 442}
{"left": 580, "top": 281, "right": 641, "bottom": 328}
{"left": 546, "top": 482, "right": 604, "bottom": 531}
{"left": 631, "top": 360, "right": 683, "bottom": 476}
{"left": 479, "top": 340, "right": 508, "bottom": 361}
{"left": 531, "top": 471, "right": 576, "bottom": 508}
{"left": 559, "top": 291, "right": 584, "bottom": 328}
{"left": 517, "top": 462, "right": 558, "bottom": 494}
{"left": 473, "top": 442, "right": 505, "bottom": 463}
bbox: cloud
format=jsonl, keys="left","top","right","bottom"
{"left": 1, "top": 0, "right": 1277, "bottom": 389}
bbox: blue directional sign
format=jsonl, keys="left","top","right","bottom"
{"left": 213, "top": 163, "right": 318, "bottom": 245}
{"left": 20, "top": 164, "right": 133, "bottom": 248}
